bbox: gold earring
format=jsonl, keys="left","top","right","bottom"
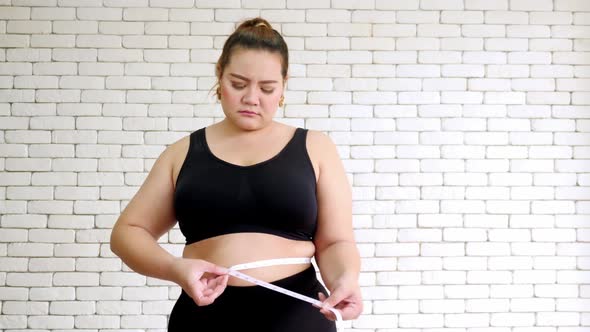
{"left": 279, "top": 95, "right": 284, "bottom": 107}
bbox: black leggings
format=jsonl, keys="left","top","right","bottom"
{"left": 168, "top": 265, "right": 336, "bottom": 332}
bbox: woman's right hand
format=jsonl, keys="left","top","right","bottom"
{"left": 170, "top": 258, "right": 229, "bottom": 306}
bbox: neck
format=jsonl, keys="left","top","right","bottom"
{"left": 218, "top": 119, "right": 277, "bottom": 137}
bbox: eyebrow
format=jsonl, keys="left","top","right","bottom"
{"left": 229, "top": 73, "right": 279, "bottom": 84}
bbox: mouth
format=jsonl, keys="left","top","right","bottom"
{"left": 238, "top": 110, "right": 258, "bottom": 116}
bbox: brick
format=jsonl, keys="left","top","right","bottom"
{"left": 397, "top": 65, "right": 440, "bottom": 77}
{"left": 397, "top": 37, "right": 439, "bottom": 50}
{"left": 466, "top": 0, "right": 508, "bottom": 10}
{"left": 441, "top": 10, "right": 484, "bottom": 24}
{"left": 399, "top": 285, "right": 444, "bottom": 299}
{"left": 75, "top": 286, "right": 121, "bottom": 301}
{"left": 530, "top": 39, "right": 573, "bottom": 52}
{"left": 397, "top": 10, "right": 439, "bottom": 23}
{"left": 465, "top": 187, "right": 510, "bottom": 200}
{"left": 491, "top": 285, "right": 533, "bottom": 298}
{"left": 53, "top": 272, "right": 99, "bottom": 286}
{"left": 421, "top": 243, "right": 465, "bottom": 256}
{"left": 53, "top": 20, "right": 98, "bottom": 34}
{"left": 398, "top": 92, "right": 440, "bottom": 105}
{"left": 7, "top": 20, "right": 51, "bottom": 34}
{"left": 96, "top": 300, "right": 142, "bottom": 314}
{"left": 511, "top": 0, "right": 553, "bottom": 10}
{"left": 443, "top": 257, "right": 487, "bottom": 270}
{"left": 2, "top": 300, "right": 49, "bottom": 315}
{"left": 440, "top": 37, "right": 486, "bottom": 51}
{"left": 490, "top": 313, "right": 535, "bottom": 327}
{"left": 28, "top": 229, "right": 75, "bottom": 243}
{"left": 123, "top": 35, "right": 167, "bottom": 49}
{"left": 485, "top": 11, "right": 528, "bottom": 24}
{"left": 421, "top": 0, "right": 463, "bottom": 10}
{"left": 420, "top": 130, "right": 463, "bottom": 144}
{"left": 49, "top": 301, "right": 95, "bottom": 315}
{"left": 352, "top": 10, "right": 396, "bottom": 23}
{"left": 553, "top": 25, "right": 590, "bottom": 39}
{"left": 0, "top": 34, "right": 29, "bottom": 48}
{"left": 554, "top": 52, "right": 590, "bottom": 65}
{"left": 122, "top": 7, "right": 167, "bottom": 21}
{"left": 36, "top": 90, "right": 82, "bottom": 103}
{"left": 149, "top": 0, "right": 194, "bottom": 8}
{"left": 31, "top": 7, "right": 75, "bottom": 20}
{"left": 463, "top": 51, "right": 506, "bottom": 64}
{"left": 509, "top": 52, "right": 552, "bottom": 65}
{"left": 468, "top": 78, "right": 510, "bottom": 91}
{"left": 530, "top": 12, "right": 572, "bottom": 25}
{"left": 0, "top": 314, "right": 28, "bottom": 328}
{"left": 398, "top": 313, "right": 444, "bottom": 328}
{"left": 6, "top": 272, "right": 52, "bottom": 287}
{"left": 537, "top": 312, "right": 580, "bottom": 326}
{"left": 466, "top": 299, "right": 510, "bottom": 312}
{"left": 419, "top": 24, "right": 461, "bottom": 37}
{"left": 99, "top": 21, "right": 143, "bottom": 35}
{"left": 510, "top": 215, "right": 554, "bottom": 228}
{"left": 374, "top": 51, "right": 417, "bottom": 64}
{"left": 536, "top": 285, "right": 578, "bottom": 298}
{"left": 486, "top": 38, "right": 528, "bottom": 51}
{"left": 446, "top": 285, "right": 489, "bottom": 298}
{"left": 419, "top": 51, "right": 462, "bottom": 64}
{"left": 123, "top": 286, "right": 168, "bottom": 301}
{"left": 574, "top": 12, "right": 590, "bottom": 25}
{"left": 445, "top": 313, "right": 492, "bottom": 327}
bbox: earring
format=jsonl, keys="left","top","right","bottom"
{"left": 279, "top": 95, "right": 284, "bottom": 107}
{"left": 216, "top": 86, "right": 221, "bottom": 100}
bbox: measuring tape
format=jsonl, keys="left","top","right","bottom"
{"left": 228, "top": 257, "right": 344, "bottom": 328}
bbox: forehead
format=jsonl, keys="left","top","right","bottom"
{"left": 224, "top": 48, "right": 283, "bottom": 81}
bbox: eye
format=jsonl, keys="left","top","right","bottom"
{"left": 231, "top": 82, "right": 245, "bottom": 90}
{"left": 261, "top": 87, "right": 274, "bottom": 94}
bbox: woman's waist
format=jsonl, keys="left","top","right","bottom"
{"left": 182, "top": 233, "right": 315, "bottom": 286}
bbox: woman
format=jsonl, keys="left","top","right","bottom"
{"left": 110, "top": 17, "right": 362, "bottom": 331}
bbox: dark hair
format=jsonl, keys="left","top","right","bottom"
{"left": 216, "top": 17, "right": 289, "bottom": 83}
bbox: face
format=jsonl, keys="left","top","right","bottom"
{"left": 218, "top": 48, "right": 285, "bottom": 131}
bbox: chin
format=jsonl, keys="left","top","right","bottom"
{"left": 233, "top": 119, "right": 266, "bottom": 131}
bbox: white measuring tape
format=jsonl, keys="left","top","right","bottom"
{"left": 228, "top": 257, "right": 344, "bottom": 328}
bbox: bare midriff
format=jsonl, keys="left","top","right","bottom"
{"left": 182, "top": 233, "right": 316, "bottom": 286}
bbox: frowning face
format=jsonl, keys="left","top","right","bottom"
{"left": 218, "top": 48, "right": 285, "bottom": 131}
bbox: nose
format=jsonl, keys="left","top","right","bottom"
{"left": 242, "top": 86, "right": 259, "bottom": 106}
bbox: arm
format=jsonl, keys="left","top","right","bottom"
{"left": 110, "top": 139, "right": 227, "bottom": 305}
{"left": 309, "top": 130, "right": 363, "bottom": 320}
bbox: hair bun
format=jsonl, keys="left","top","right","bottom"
{"left": 237, "top": 17, "right": 273, "bottom": 30}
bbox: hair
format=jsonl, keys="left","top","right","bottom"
{"left": 215, "top": 17, "right": 289, "bottom": 85}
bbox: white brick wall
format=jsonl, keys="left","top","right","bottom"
{"left": 0, "top": 0, "right": 588, "bottom": 331}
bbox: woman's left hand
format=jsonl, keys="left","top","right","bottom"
{"left": 317, "top": 278, "right": 363, "bottom": 321}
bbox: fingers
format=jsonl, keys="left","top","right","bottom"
{"left": 197, "top": 260, "right": 228, "bottom": 275}
{"left": 318, "top": 288, "right": 363, "bottom": 321}
{"left": 322, "top": 286, "right": 347, "bottom": 309}
{"left": 189, "top": 273, "right": 229, "bottom": 306}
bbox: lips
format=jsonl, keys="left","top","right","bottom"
{"left": 238, "top": 110, "right": 258, "bottom": 116}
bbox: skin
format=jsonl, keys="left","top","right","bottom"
{"left": 110, "top": 48, "right": 363, "bottom": 320}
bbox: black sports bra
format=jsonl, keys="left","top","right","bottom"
{"left": 173, "top": 127, "right": 318, "bottom": 245}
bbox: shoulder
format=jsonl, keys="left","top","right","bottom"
{"left": 162, "top": 132, "right": 191, "bottom": 163}
{"left": 160, "top": 131, "right": 196, "bottom": 185}
{"left": 304, "top": 129, "right": 341, "bottom": 174}
{"left": 305, "top": 129, "right": 336, "bottom": 155}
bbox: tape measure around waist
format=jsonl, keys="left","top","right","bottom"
{"left": 227, "top": 257, "right": 344, "bottom": 325}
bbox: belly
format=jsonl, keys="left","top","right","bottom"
{"left": 182, "top": 233, "right": 316, "bottom": 286}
